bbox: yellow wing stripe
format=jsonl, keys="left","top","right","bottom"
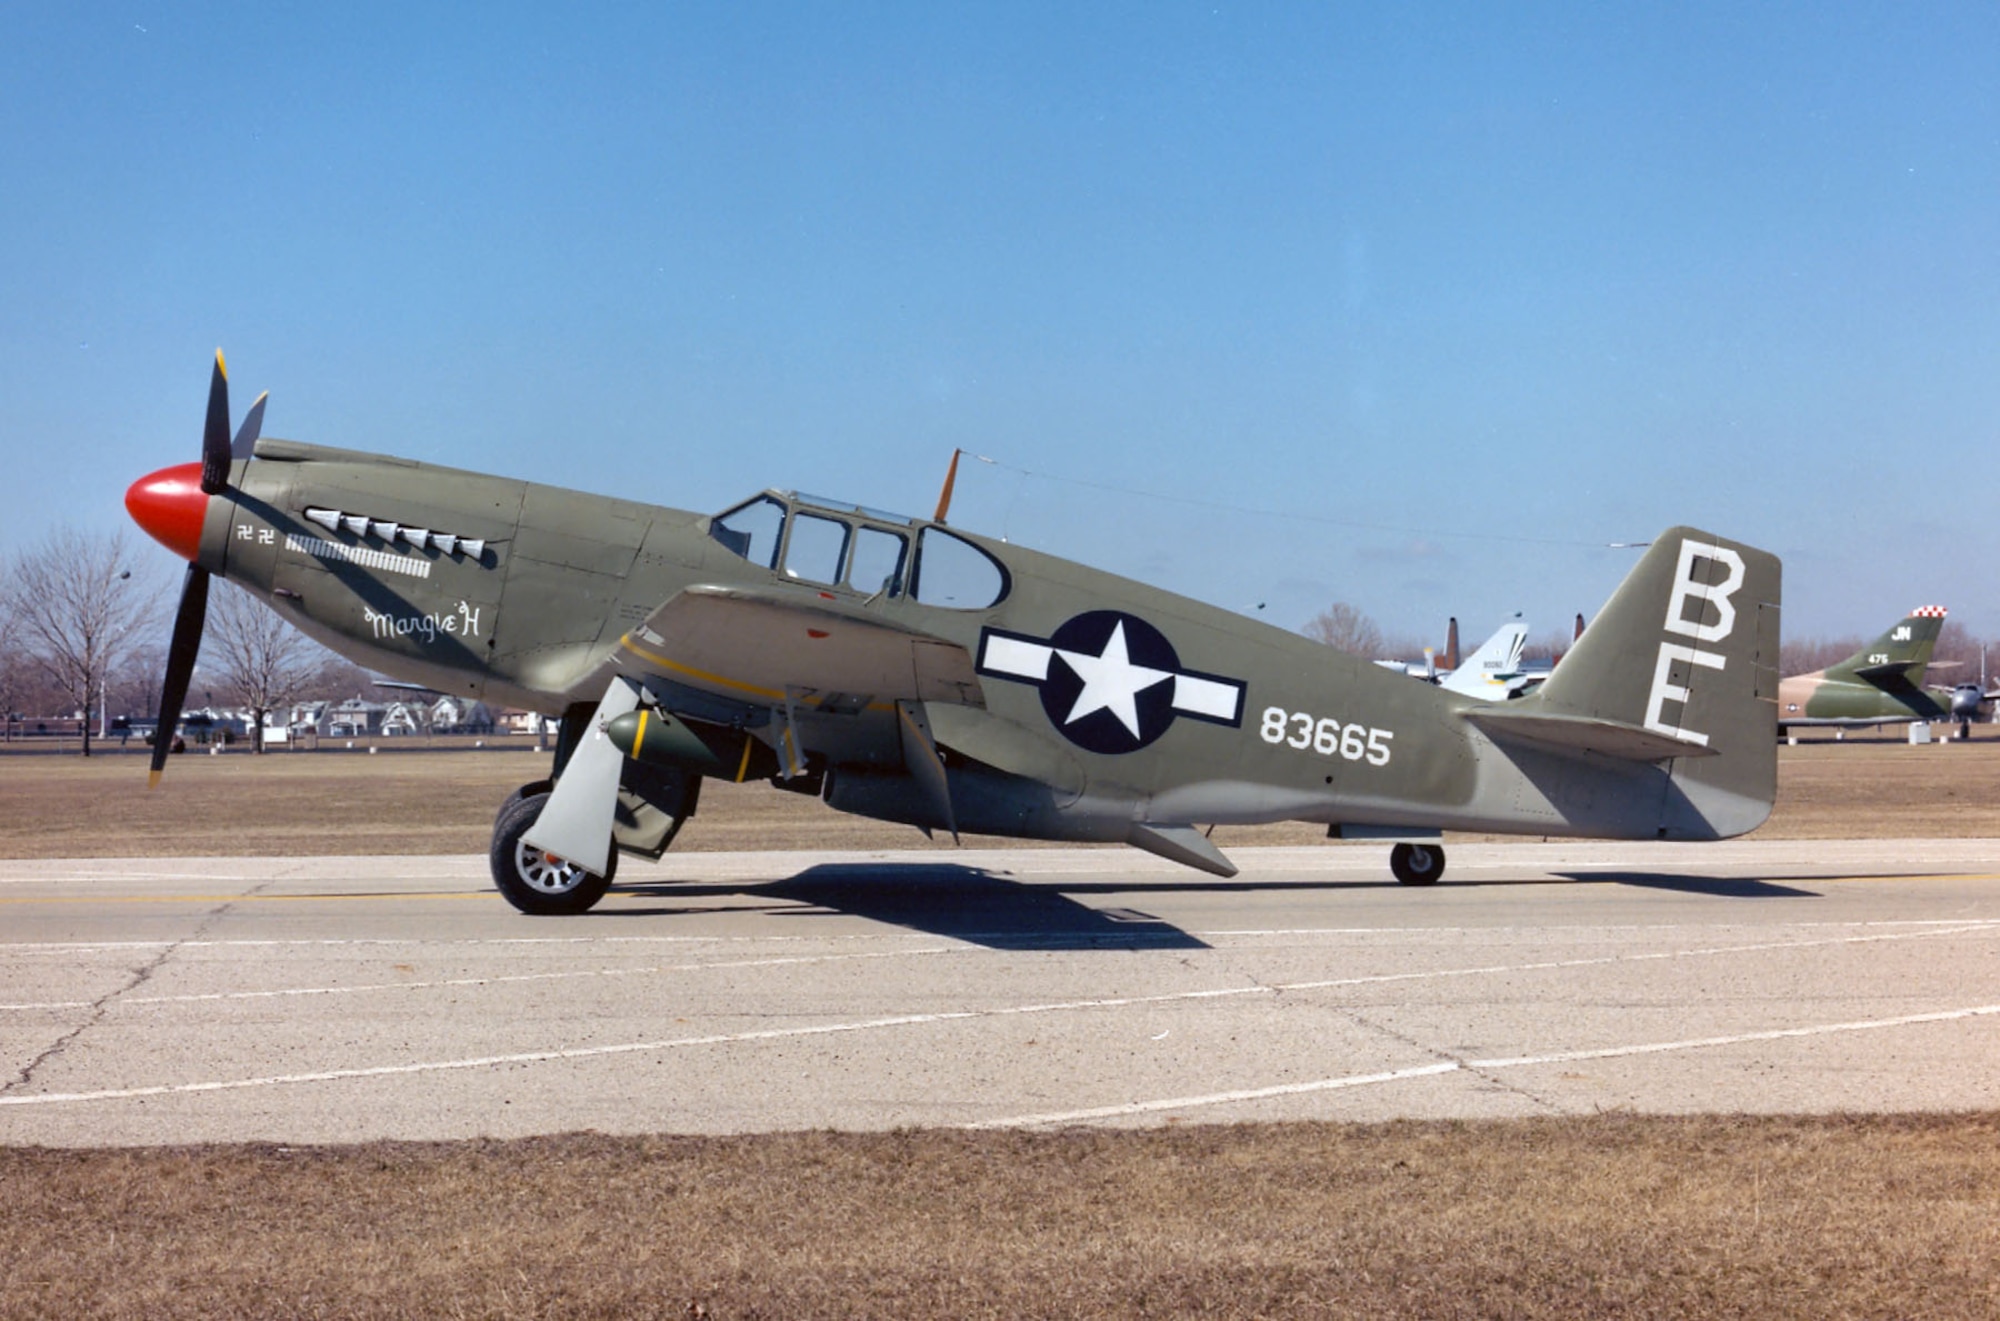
{"left": 620, "top": 636, "right": 787, "bottom": 699}
{"left": 618, "top": 635, "right": 895, "bottom": 711}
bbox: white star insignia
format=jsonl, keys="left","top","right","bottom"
{"left": 1056, "top": 621, "right": 1172, "bottom": 738}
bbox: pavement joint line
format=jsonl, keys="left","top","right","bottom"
{"left": 963, "top": 1002, "right": 2000, "bottom": 1129}
{"left": 73, "top": 945, "right": 964, "bottom": 1010}
{"left": 958, "top": 1064, "right": 1467, "bottom": 1128}
{"left": 6, "top": 921, "right": 1997, "bottom": 1017}
{"left": 8, "top": 916, "right": 2000, "bottom": 955}
{"left": 2, "top": 931, "right": 973, "bottom": 953}
{"left": 0, "top": 891, "right": 497, "bottom": 905}
{"left": 1271, "top": 923, "right": 2000, "bottom": 994}
{"left": 7, "top": 923, "right": 2000, "bottom": 1107}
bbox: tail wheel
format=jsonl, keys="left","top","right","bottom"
{"left": 490, "top": 790, "right": 615, "bottom": 915}
{"left": 1390, "top": 842, "right": 1444, "bottom": 886}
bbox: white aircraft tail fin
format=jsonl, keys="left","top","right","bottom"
{"left": 1438, "top": 618, "right": 1529, "bottom": 698}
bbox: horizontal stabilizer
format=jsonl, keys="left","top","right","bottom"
{"left": 1462, "top": 707, "right": 1718, "bottom": 762}
{"left": 1127, "top": 824, "right": 1238, "bottom": 877}
{"left": 1851, "top": 661, "right": 1924, "bottom": 686}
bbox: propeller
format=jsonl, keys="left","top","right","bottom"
{"left": 199, "top": 350, "right": 232, "bottom": 494}
{"left": 231, "top": 388, "right": 268, "bottom": 460}
{"left": 133, "top": 350, "right": 247, "bottom": 786}
{"left": 151, "top": 563, "right": 210, "bottom": 785}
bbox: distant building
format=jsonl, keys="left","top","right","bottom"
{"left": 325, "top": 698, "right": 386, "bottom": 738}
{"left": 287, "top": 700, "right": 329, "bottom": 737}
{"left": 381, "top": 700, "right": 430, "bottom": 736}
{"left": 431, "top": 696, "right": 496, "bottom": 734}
{"left": 497, "top": 708, "right": 549, "bottom": 736}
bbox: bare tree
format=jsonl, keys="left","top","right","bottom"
{"left": 309, "top": 654, "right": 378, "bottom": 698}
{"left": 0, "top": 585, "right": 20, "bottom": 741}
{"left": 1302, "top": 602, "right": 1384, "bottom": 656}
{"left": 3, "top": 528, "right": 160, "bottom": 755}
{"left": 1521, "top": 628, "right": 1571, "bottom": 666}
{"left": 1778, "top": 635, "right": 1863, "bottom": 678}
{"left": 1931, "top": 620, "right": 1986, "bottom": 681}
{"left": 106, "top": 642, "right": 166, "bottom": 729}
{"left": 205, "top": 584, "right": 322, "bottom": 752}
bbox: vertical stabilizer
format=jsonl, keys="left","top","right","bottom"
{"left": 1439, "top": 617, "right": 1529, "bottom": 699}
{"left": 1470, "top": 530, "right": 1781, "bottom": 838}
{"left": 1821, "top": 606, "right": 1945, "bottom": 686}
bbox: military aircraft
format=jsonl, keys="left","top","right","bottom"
{"left": 1940, "top": 685, "right": 1995, "bottom": 737}
{"left": 1436, "top": 617, "right": 1532, "bottom": 700}
{"left": 1375, "top": 617, "right": 1531, "bottom": 698}
{"left": 1776, "top": 607, "right": 1949, "bottom": 732}
{"left": 125, "top": 353, "right": 1782, "bottom": 914}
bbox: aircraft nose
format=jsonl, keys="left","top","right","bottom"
{"left": 124, "top": 462, "right": 210, "bottom": 562}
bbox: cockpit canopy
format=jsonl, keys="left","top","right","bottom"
{"left": 708, "top": 491, "right": 1009, "bottom": 609}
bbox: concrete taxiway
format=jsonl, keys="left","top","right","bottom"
{"left": 3, "top": 839, "right": 1998, "bottom": 1146}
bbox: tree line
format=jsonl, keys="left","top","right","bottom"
{"left": 0, "top": 526, "right": 378, "bottom": 755}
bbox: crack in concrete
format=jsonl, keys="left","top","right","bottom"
{"left": 1329, "top": 1005, "right": 1564, "bottom": 1115}
{"left": 1, "top": 872, "right": 289, "bottom": 1096}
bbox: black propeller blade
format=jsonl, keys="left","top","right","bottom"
{"left": 150, "top": 562, "right": 209, "bottom": 787}
{"left": 200, "top": 349, "right": 232, "bottom": 495}
{"left": 151, "top": 350, "right": 233, "bottom": 786}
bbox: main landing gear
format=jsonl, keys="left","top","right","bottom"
{"left": 1390, "top": 841, "right": 1445, "bottom": 886}
{"left": 487, "top": 689, "right": 704, "bottom": 916}
{"left": 490, "top": 788, "right": 616, "bottom": 916}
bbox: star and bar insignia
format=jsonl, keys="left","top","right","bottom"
{"left": 976, "top": 610, "right": 1245, "bottom": 755}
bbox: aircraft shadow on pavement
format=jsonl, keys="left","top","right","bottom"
{"left": 1555, "top": 871, "right": 1821, "bottom": 898}
{"left": 611, "top": 862, "right": 1212, "bottom": 951}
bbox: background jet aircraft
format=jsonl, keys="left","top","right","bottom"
{"left": 125, "top": 354, "right": 1782, "bottom": 914}
{"left": 1937, "top": 676, "right": 2000, "bottom": 739}
{"left": 1436, "top": 617, "right": 1532, "bottom": 700}
{"left": 1777, "top": 607, "right": 1948, "bottom": 731}
{"left": 1373, "top": 648, "right": 1442, "bottom": 680}
{"left": 1376, "top": 616, "right": 1538, "bottom": 700}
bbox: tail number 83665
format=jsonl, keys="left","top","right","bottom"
{"left": 1259, "top": 707, "right": 1394, "bottom": 766}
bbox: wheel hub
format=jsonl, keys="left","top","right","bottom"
{"left": 515, "top": 841, "right": 587, "bottom": 895}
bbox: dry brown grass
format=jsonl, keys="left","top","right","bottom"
{"left": 4, "top": 729, "right": 1999, "bottom": 859}
{"left": 3, "top": 1117, "right": 1997, "bottom": 1319}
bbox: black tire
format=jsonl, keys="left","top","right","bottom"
{"left": 497, "top": 779, "right": 555, "bottom": 819}
{"left": 490, "top": 790, "right": 615, "bottom": 915}
{"left": 1390, "top": 841, "right": 1444, "bottom": 886}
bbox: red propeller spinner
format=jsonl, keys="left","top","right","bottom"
{"left": 124, "top": 461, "right": 209, "bottom": 562}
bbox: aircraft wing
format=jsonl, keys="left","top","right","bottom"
{"left": 615, "top": 584, "right": 984, "bottom": 709}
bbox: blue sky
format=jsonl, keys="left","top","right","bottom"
{"left": 4, "top": 4, "right": 1996, "bottom": 646}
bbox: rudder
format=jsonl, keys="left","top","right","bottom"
{"left": 1491, "top": 529, "right": 1781, "bottom": 837}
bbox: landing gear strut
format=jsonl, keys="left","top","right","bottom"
{"left": 1390, "top": 841, "right": 1444, "bottom": 886}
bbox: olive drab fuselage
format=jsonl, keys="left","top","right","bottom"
{"left": 161, "top": 434, "right": 1782, "bottom": 882}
